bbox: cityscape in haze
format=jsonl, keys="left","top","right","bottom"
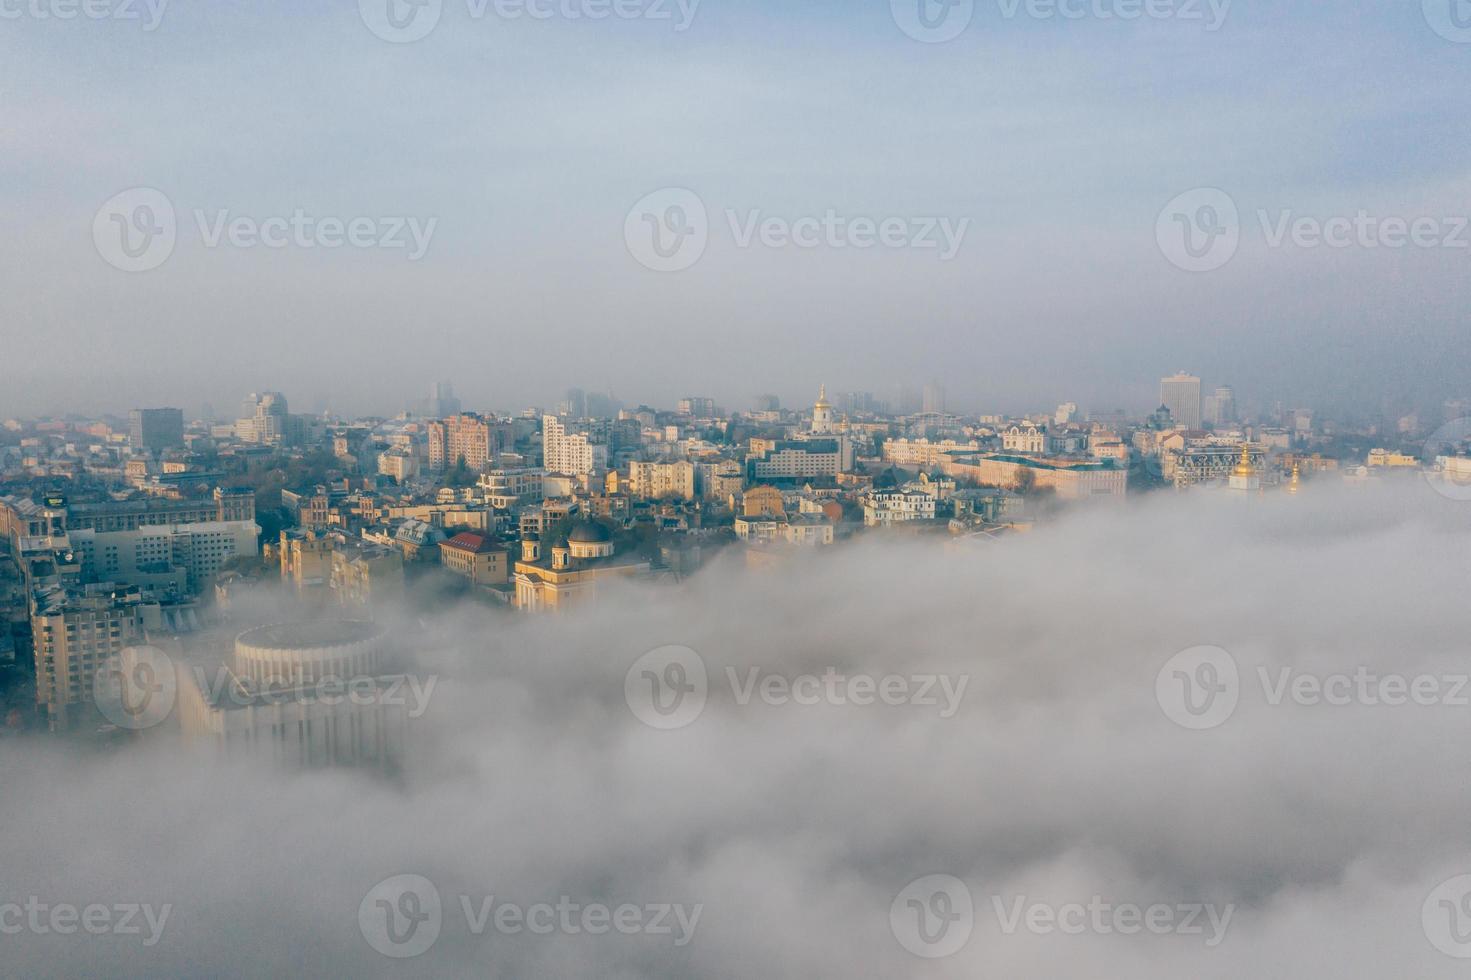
{"left": 5, "top": 0, "right": 1471, "bottom": 977}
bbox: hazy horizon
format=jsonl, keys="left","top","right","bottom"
{"left": 4, "top": 0, "right": 1469, "bottom": 419}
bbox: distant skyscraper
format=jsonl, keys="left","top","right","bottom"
{"left": 237, "top": 392, "right": 292, "bottom": 444}
{"left": 128, "top": 407, "right": 183, "bottom": 451}
{"left": 678, "top": 397, "right": 716, "bottom": 418}
{"left": 563, "top": 388, "right": 587, "bottom": 418}
{"left": 1160, "top": 373, "right": 1202, "bottom": 429}
{"left": 430, "top": 381, "right": 461, "bottom": 417}
{"left": 1208, "top": 385, "right": 1236, "bottom": 425}
{"left": 409, "top": 381, "right": 461, "bottom": 418}
{"left": 922, "top": 381, "right": 946, "bottom": 415}
{"left": 754, "top": 394, "right": 781, "bottom": 412}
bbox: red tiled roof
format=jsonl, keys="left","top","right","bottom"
{"left": 442, "top": 532, "right": 503, "bottom": 554}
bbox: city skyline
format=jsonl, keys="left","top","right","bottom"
{"left": 6, "top": 1, "right": 1471, "bottom": 976}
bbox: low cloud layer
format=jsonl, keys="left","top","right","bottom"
{"left": 3, "top": 480, "right": 1470, "bottom": 977}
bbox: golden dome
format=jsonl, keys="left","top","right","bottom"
{"left": 1232, "top": 444, "right": 1255, "bottom": 478}
{"left": 814, "top": 385, "right": 831, "bottom": 410}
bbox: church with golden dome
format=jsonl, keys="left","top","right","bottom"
{"left": 811, "top": 385, "right": 835, "bottom": 434}
{"left": 1227, "top": 443, "right": 1261, "bottom": 492}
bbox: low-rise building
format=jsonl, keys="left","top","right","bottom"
{"left": 439, "top": 532, "right": 509, "bottom": 585}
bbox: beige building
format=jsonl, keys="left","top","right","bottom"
{"left": 1367, "top": 449, "right": 1419, "bottom": 468}
{"left": 883, "top": 438, "right": 980, "bottom": 468}
{"left": 175, "top": 621, "right": 410, "bottom": 769}
{"left": 742, "top": 485, "right": 785, "bottom": 517}
{"left": 329, "top": 543, "right": 405, "bottom": 609}
{"left": 428, "top": 414, "right": 510, "bottom": 473}
{"left": 942, "top": 454, "right": 1127, "bottom": 501}
{"left": 512, "top": 522, "right": 649, "bottom": 613}
{"left": 542, "top": 416, "right": 609, "bottom": 476}
{"left": 31, "top": 584, "right": 149, "bottom": 729}
{"left": 439, "top": 532, "right": 509, "bottom": 585}
{"left": 628, "top": 460, "right": 697, "bottom": 501}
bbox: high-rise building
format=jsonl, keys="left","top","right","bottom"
{"left": 1160, "top": 373, "right": 1202, "bottom": 430}
{"left": 31, "top": 584, "right": 149, "bottom": 730}
{"left": 754, "top": 394, "right": 781, "bottom": 412}
{"left": 236, "top": 391, "right": 296, "bottom": 445}
{"left": 628, "top": 460, "right": 697, "bottom": 500}
{"left": 1207, "top": 385, "right": 1236, "bottom": 425}
{"left": 922, "top": 381, "right": 947, "bottom": 415}
{"left": 542, "top": 416, "right": 608, "bottom": 476}
{"left": 678, "top": 397, "right": 717, "bottom": 418}
{"left": 129, "top": 408, "right": 184, "bottom": 452}
{"left": 428, "top": 413, "right": 510, "bottom": 473}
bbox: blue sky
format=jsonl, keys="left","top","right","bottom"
{"left": 2, "top": 0, "right": 1469, "bottom": 418}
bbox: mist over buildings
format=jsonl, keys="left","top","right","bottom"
{"left": 2, "top": 481, "right": 1468, "bottom": 977}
